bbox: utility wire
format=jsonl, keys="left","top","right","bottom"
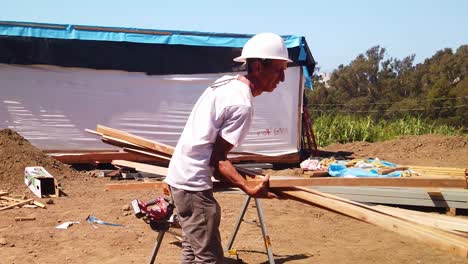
{"left": 310, "top": 96, "right": 468, "bottom": 107}
{"left": 309, "top": 104, "right": 467, "bottom": 113}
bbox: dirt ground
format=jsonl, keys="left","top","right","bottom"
{"left": 0, "top": 129, "right": 467, "bottom": 264}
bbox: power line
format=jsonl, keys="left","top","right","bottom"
{"left": 310, "top": 96, "right": 468, "bottom": 107}
{"left": 309, "top": 104, "right": 467, "bottom": 113}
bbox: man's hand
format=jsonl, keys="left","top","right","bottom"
{"left": 210, "top": 135, "right": 278, "bottom": 199}
{"left": 244, "top": 175, "right": 278, "bottom": 199}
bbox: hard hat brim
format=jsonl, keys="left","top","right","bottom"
{"left": 233, "top": 56, "right": 293, "bottom": 63}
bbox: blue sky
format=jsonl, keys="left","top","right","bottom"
{"left": 1, "top": 0, "right": 467, "bottom": 72}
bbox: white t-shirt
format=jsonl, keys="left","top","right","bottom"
{"left": 165, "top": 75, "right": 254, "bottom": 191}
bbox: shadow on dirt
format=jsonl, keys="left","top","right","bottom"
{"left": 222, "top": 249, "right": 313, "bottom": 264}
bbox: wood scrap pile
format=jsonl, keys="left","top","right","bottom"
{"left": 0, "top": 191, "right": 46, "bottom": 211}
{"left": 50, "top": 124, "right": 300, "bottom": 164}
{"left": 87, "top": 125, "right": 173, "bottom": 164}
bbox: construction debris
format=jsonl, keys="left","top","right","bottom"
{"left": 0, "top": 193, "right": 47, "bottom": 212}
{"left": 14, "top": 216, "right": 36, "bottom": 222}
{"left": 0, "top": 198, "right": 35, "bottom": 211}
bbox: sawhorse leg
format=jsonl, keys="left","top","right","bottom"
{"left": 148, "top": 229, "right": 166, "bottom": 264}
{"left": 226, "top": 196, "right": 275, "bottom": 264}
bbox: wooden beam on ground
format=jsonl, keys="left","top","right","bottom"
{"left": 1, "top": 196, "right": 27, "bottom": 202}
{"left": 277, "top": 187, "right": 468, "bottom": 258}
{"left": 105, "top": 181, "right": 168, "bottom": 191}
{"left": 311, "top": 186, "right": 468, "bottom": 209}
{"left": 371, "top": 205, "right": 468, "bottom": 233}
{"left": 15, "top": 216, "right": 36, "bottom": 221}
{"left": 0, "top": 199, "right": 34, "bottom": 211}
{"left": 96, "top": 125, "right": 174, "bottom": 155}
{"left": 0, "top": 191, "right": 8, "bottom": 197}
{"left": 49, "top": 152, "right": 157, "bottom": 164}
{"left": 111, "top": 160, "right": 168, "bottom": 176}
{"left": 33, "top": 200, "right": 47, "bottom": 209}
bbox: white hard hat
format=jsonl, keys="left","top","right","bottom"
{"left": 234, "top": 33, "right": 292, "bottom": 63}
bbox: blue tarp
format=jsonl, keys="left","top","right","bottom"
{"left": 0, "top": 21, "right": 302, "bottom": 49}
{"left": 0, "top": 21, "right": 316, "bottom": 76}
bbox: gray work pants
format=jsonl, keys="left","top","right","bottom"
{"left": 170, "top": 186, "right": 224, "bottom": 264}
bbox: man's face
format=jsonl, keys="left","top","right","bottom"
{"left": 259, "top": 60, "right": 288, "bottom": 93}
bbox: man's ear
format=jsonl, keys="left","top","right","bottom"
{"left": 250, "top": 60, "right": 263, "bottom": 74}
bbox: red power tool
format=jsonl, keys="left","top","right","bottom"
{"left": 131, "top": 196, "right": 169, "bottom": 221}
{"left": 130, "top": 195, "right": 177, "bottom": 231}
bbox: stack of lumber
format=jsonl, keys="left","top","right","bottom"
{"left": 303, "top": 164, "right": 468, "bottom": 209}
{"left": 404, "top": 165, "right": 468, "bottom": 178}
{"left": 311, "top": 186, "right": 468, "bottom": 209}
{"left": 50, "top": 125, "right": 300, "bottom": 164}
{"left": 86, "top": 125, "right": 174, "bottom": 164}
{"left": 0, "top": 192, "right": 46, "bottom": 211}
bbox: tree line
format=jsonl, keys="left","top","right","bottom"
{"left": 306, "top": 45, "right": 468, "bottom": 128}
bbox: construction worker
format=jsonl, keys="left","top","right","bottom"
{"left": 165, "top": 32, "right": 291, "bottom": 264}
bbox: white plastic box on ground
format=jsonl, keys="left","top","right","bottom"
{"left": 24, "top": 166, "right": 59, "bottom": 198}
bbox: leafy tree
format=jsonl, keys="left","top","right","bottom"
{"left": 306, "top": 44, "right": 467, "bottom": 128}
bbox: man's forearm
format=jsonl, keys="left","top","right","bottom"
{"left": 216, "top": 160, "right": 251, "bottom": 192}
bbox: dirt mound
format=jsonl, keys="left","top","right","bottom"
{"left": 0, "top": 128, "right": 82, "bottom": 193}
{"left": 323, "top": 134, "right": 468, "bottom": 167}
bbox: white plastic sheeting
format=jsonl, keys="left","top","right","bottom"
{"left": 0, "top": 64, "right": 303, "bottom": 155}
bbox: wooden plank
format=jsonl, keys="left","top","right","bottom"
{"left": 15, "top": 216, "right": 36, "bottom": 221}
{"left": 33, "top": 200, "right": 47, "bottom": 209}
{"left": 234, "top": 163, "right": 273, "bottom": 169}
{"left": 447, "top": 207, "right": 457, "bottom": 216}
{"left": 111, "top": 160, "right": 168, "bottom": 176}
{"left": 310, "top": 186, "right": 468, "bottom": 201}
{"left": 372, "top": 205, "right": 468, "bottom": 232}
{"left": 313, "top": 193, "right": 468, "bottom": 209}
{"left": 278, "top": 187, "right": 468, "bottom": 258}
{"left": 84, "top": 129, "right": 103, "bottom": 137}
{"left": 101, "top": 135, "right": 145, "bottom": 149}
{"left": 403, "top": 165, "right": 467, "bottom": 177}
{"left": 44, "top": 149, "right": 120, "bottom": 154}
{"left": 229, "top": 153, "right": 300, "bottom": 164}
{"left": 404, "top": 165, "right": 467, "bottom": 172}
{"left": 1, "top": 196, "right": 27, "bottom": 202}
{"left": 106, "top": 176, "right": 467, "bottom": 194}
{"left": 0, "top": 199, "right": 34, "bottom": 211}
{"left": 105, "top": 181, "right": 168, "bottom": 191}
{"left": 96, "top": 125, "right": 174, "bottom": 155}
{"left": 123, "top": 147, "right": 171, "bottom": 161}
{"left": 245, "top": 177, "right": 467, "bottom": 189}
{"left": 49, "top": 152, "right": 157, "bottom": 164}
